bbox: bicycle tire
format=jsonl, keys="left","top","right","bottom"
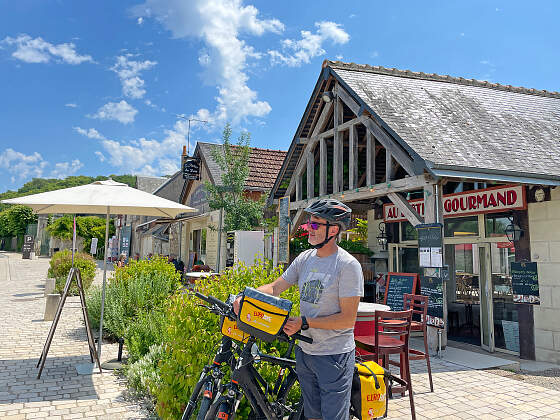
{"left": 182, "top": 377, "right": 208, "bottom": 420}
{"left": 204, "top": 396, "right": 233, "bottom": 420}
{"left": 196, "top": 397, "right": 213, "bottom": 420}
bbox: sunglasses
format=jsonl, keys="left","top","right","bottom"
{"left": 307, "top": 219, "right": 330, "bottom": 230}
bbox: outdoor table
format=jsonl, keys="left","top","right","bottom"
{"left": 354, "top": 302, "right": 390, "bottom": 336}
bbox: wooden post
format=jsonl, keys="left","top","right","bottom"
{"left": 386, "top": 151, "right": 393, "bottom": 182}
{"left": 306, "top": 150, "right": 314, "bottom": 200}
{"left": 366, "top": 130, "right": 375, "bottom": 186}
{"left": 320, "top": 138, "right": 327, "bottom": 196}
{"left": 333, "top": 97, "right": 341, "bottom": 193}
{"left": 295, "top": 171, "right": 302, "bottom": 202}
{"left": 349, "top": 125, "right": 358, "bottom": 190}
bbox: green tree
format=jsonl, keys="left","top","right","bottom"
{"left": 204, "top": 124, "right": 265, "bottom": 232}
{"left": 0, "top": 205, "right": 37, "bottom": 237}
{"left": 47, "top": 215, "right": 115, "bottom": 252}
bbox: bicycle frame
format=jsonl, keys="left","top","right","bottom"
{"left": 220, "top": 336, "right": 302, "bottom": 420}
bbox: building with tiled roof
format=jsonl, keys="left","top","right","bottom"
{"left": 268, "top": 59, "right": 560, "bottom": 365}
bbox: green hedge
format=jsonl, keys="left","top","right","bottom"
{"left": 48, "top": 249, "right": 96, "bottom": 295}
{"left": 155, "top": 260, "right": 300, "bottom": 419}
{"left": 86, "top": 256, "right": 181, "bottom": 362}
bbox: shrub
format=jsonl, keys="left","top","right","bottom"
{"left": 338, "top": 239, "right": 374, "bottom": 256}
{"left": 85, "top": 256, "right": 181, "bottom": 360}
{"left": 125, "top": 343, "right": 166, "bottom": 397}
{"left": 155, "top": 260, "right": 300, "bottom": 420}
{"left": 48, "top": 249, "right": 97, "bottom": 295}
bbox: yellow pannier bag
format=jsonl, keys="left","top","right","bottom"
{"left": 351, "top": 361, "right": 388, "bottom": 420}
{"left": 220, "top": 295, "right": 249, "bottom": 343}
{"left": 221, "top": 315, "right": 249, "bottom": 343}
{"left": 237, "top": 287, "right": 292, "bottom": 342}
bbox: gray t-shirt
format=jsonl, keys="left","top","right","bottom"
{"left": 282, "top": 247, "right": 364, "bottom": 355}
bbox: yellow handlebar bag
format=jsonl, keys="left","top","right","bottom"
{"left": 351, "top": 361, "right": 388, "bottom": 420}
{"left": 237, "top": 287, "right": 292, "bottom": 342}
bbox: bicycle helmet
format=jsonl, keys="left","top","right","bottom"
{"left": 304, "top": 199, "right": 352, "bottom": 249}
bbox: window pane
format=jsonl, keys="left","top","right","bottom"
{"left": 444, "top": 216, "right": 478, "bottom": 237}
{"left": 485, "top": 213, "right": 511, "bottom": 237}
{"left": 401, "top": 221, "right": 418, "bottom": 241}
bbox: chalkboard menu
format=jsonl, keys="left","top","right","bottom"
{"left": 420, "top": 275, "right": 445, "bottom": 328}
{"left": 384, "top": 273, "right": 418, "bottom": 311}
{"left": 511, "top": 262, "right": 540, "bottom": 304}
{"left": 22, "top": 235, "right": 34, "bottom": 259}
{"left": 277, "top": 197, "right": 290, "bottom": 264}
{"left": 119, "top": 225, "right": 132, "bottom": 260}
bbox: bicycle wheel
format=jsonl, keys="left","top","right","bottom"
{"left": 182, "top": 376, "right": 213, "bottom": 420}
{"left": 196, "top": 397, "right": 212, "bottom": 420}
{"left": 205, "top": 396, "right": 233, "bottom": 420}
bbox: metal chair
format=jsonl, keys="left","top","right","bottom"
{"left": 404, "top": 293, "right": 434, "bottom": 392}
{"left": 355, "top": 309, "right": 416, "bottom": 420}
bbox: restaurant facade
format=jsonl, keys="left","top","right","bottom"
{"left": 269, "top": 60, "right": 560, "bottom": 363}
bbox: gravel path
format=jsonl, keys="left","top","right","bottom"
{"left": 490, "top": 367, "right": 560, "bottom": 392}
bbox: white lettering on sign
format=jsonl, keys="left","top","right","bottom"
{"left": 383, "top": 185, "right": 526, "bottom": 223}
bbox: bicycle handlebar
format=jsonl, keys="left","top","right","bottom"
{"left": 194, "top": 292, "right": 313, "bottom": 344}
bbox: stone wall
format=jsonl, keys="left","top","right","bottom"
{"left": 529, "top": 187, "right": 560, "bottom": 363}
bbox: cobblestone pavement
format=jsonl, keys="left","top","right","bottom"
{"left": 0, "top": 252, "right": 150, "bottom": 420}
{"left": 2, "top": 251, "right": 560, "bottom": 419}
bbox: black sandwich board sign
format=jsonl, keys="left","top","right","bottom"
{"left": 183, "top": 158, "right": 200, "bottom": 180}
{"left": 420, "top": 274, "right": 445, "bottom": 328}
{"left": 22, "top": 235, "right": 34, "bottom": 259}
{"left": 384, "top": 272, "right": 418, "bottom": 311}
{"left": 511, "top": 262, "right": 540, "bottom": 304}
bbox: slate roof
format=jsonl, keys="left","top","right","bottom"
{"left": 152, "top": 171, "right": 184, "bottom": 202}
{"left": 135, "top": 175, "right": 167, "bottom": 193}
{"left": 196, "top": 142, "right": 287, "bottom": 190}
{"left": 328, "top": 60, "right": 560, "bottom": 179}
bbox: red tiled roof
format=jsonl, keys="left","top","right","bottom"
{"left": 233, "top": 146, "right": 287, "bottom": 190}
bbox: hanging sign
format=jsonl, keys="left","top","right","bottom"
{"left": 277, "top": 197, "right": 290, "bottom": 264}
{"left": 183, "top": 158, "right": 200, "bottom": 180}
{"left": 511, "top": 262, "right": 540, "bottom": 304}
{"left": 384, "top": 185, "right": 526, "bottom": 223}
{"left": 384, "top": 272, "right": 418, "bottom": 311}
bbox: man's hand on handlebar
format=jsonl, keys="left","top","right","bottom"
{"left": 283, "top": 316, "right": 303, "bottom": 336}
{"left": 233, "top": 295, "right": 242, "bottom": 315}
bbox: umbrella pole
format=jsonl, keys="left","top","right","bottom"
{"left": 97, "top": 206, "right": 110, "bottom": 367}
{"left": 72, "top": 215, "right": 76, "bottom": 267}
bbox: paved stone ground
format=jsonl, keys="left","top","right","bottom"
{"left": 0, "top": 251, "right": 150, "bottom": 420}
{"left": 2, "top": 250, "right": 560, "bottom": 419}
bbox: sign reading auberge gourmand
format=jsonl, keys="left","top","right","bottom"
{"left": 384, "top": 185, "right": 526, "bottom": 223}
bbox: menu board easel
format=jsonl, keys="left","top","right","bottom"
{"left": 384, "top": 272, "right": 419, "bottom": 311}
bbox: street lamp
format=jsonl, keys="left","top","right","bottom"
{"left": 505, "top": 221, "right": 523, "bottom": 242}
{"left": 321, "top": 91, "right": 334, "bottom": 103}
{"left": 176, "top": 114, "right": 208, "bottom": 156}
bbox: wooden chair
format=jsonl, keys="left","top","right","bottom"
{"left": 355, "top": 309, "right": 416, "bottom": 420}
{"left": 404, "top": 293, "right": 434, "bottom": 392}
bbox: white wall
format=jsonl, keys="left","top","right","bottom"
{"left": 529, "top": 188, "right": 560, "bottom": 363}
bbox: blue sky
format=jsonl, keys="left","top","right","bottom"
{"left": 1, "top": 0, "right": 559, "bottom": 192}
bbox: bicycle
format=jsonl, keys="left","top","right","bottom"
{"left": 181, "top": 295, "right": 242, "bottom": 420}
{"left": 194, "top": 291, "right": 313, "bottom": 420}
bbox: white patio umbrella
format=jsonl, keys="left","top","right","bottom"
{"left": 2, "top": 179, "right": 195, "bottom": 365}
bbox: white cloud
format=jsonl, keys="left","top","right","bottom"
{"left": 65, "top": 103, "right": 78, "bottom": 108}
{"left": 131, "top": 0, "right": 284, "bottom": 126}
{"left": 90, "top": 100, "right": 138, "bottom": 124}
{"left": 268, "top": 21, "right": 349, "bottom": 67}
{"left": 73, "top": 126, "right": 106, "bottom": 140}
{"left": 0, "top": 148, "right": 47, "bottom": 180}
{"left": 371, "top": 51, "right": 379, "bottom": 58}
{"left": 94, "top": 151, "right": 106, "bottom": 162}
{"left": 50, "top": 159, "right": 83, "bottom": 179}
{"left": 137, "top": 17, "right": 144, "bottom": 25}
{"left": 111, "top": 54, "right": 157, "bottom": 99}
{"left": 1, "top": 34, "right": 93, "bottom": 64}
{"left": 74, "top": 116, "right": 193, "bottom": 175}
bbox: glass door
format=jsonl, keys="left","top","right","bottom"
{"left": 478, "top": 244, "right": 494, "bottom": 352}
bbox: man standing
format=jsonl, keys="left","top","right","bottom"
{"left": 236, "top": 199, "right": 364, "bottom": 420}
